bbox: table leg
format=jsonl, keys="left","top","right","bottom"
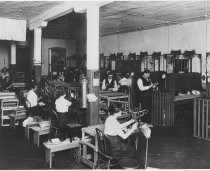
{"left": 27, "top": 125, "right": 30, "bottom": 139}
{"left": 33, "top": 131, "right": 38, "bottom": 146}
{"left": 37, "top": 133, "right": 40, "bottom": 148}
{"left": 24, "top": 127, "right": 27, "bottom": 138}
{"left": 45, "top": 149, "right": 52, "bottom": 169}
{"left": 135, "top": 137, "right": 139, "bottom": 150}
{"left": 93, "top": 151, "right": 98, "bottom": 169}
{"left": 10, "top": 117, "right": 14, "bottom": 129}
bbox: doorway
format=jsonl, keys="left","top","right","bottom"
{"left": 16, "top": 46, "right": 31, "bottom": 81}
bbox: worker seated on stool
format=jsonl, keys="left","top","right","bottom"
{"left": 55, "top": 91, "right": 72, "bottom": 127}
{"left": 1, "top": 76, "right": 13, "bottom": 91}
{"left": 101, "top": 71, "right": 118, "bottom": 92}
{"left": 104, "top": 103, "right": 138, "bottom": 158}
{"left": 26, "top": 83, "right": 45, "bottom": 118}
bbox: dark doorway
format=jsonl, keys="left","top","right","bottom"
{"left": 16, "top": 46, "right": 31, "bottom": 81}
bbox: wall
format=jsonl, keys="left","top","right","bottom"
{"left": 76, "top": 39, "right": 86, "bottom": 56}
{"left": 100, "top": 19, "right": 210, "bottom": 75}
{"left": 0, "top": 40, "right": 10, "bottom": 70}
{"left": 41, "top": 38, "right": 76, "bottom": 75}
{"left": 0, "top": 18, "right": 26, "bottom": 41}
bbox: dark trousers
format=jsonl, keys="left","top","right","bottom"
{"left": 140, "top": 94, "right": 152, "bottom": 123}
{"left": 29, "top": 106, "right": 49, "bottom": 120}
{"left": 57, "top": 112, "right": 70, "bottom": 127}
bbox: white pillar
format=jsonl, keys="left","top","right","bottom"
{"left": 86, "top": 6, "right": 99, "bottom": 70}
{"left": 33, "top": 28, "right": 42, "bottom": 84}
{"left": 34, "top": 28, "right": 42, "bottom": 66}
{"left": 86, "top": 6, "right": 100, "bottom": 125}
{"left": 11, "top": 42, "right": 16, "bottom": 65}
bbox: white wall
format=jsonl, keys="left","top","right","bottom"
{"left": 41, "top": 38, "right": 76, "bottom": 75}
{"left": 100, "top": 19, "right": 210, "bottom": 75}
{"left": 0, "top": 18, "right": 26, "bottom": 41}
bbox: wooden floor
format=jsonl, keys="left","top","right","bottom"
{"left": 0, "top": 117, "right": 210, "bottom": 169}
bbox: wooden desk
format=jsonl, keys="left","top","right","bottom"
{"left": 43, "top": 140, "right": 80, "bottom": 168}
{"left": 80, "top": 124, "right": 141, "bottom": 169}
{"left": 9, "top": 113, "right": 26, "bottom": 129}
{"left": 31, "top": 126, "right": 50, "bottom": 147}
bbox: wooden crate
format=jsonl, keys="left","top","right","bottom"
{"left": 193, "top": 98, "right": 210, "bottom": 141}
{"left": 1, "top": 98, "right": 19, "bottom": 108}
{"left": 80, "top": 124, "right": 104, "bottom": 169}
{"left": 1, "top": 116, "right": 10, "bottom": 126}
{"left": 1, "top": 108, "right": 16, "bottom": 117}
{"left": 152, "top": 92, "right": 174, "bottom": 126}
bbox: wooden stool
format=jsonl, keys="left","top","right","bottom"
{"left": 9, "top": 113, "right": 26, "bottom": 130}
{"left": 43, "top": 141, "right": 80, "bottom": 168}
{"left": 24, "top": 122, "right": 39, "bottom": 139}
{"left": 66, "top": 123, "right": 82, "bottom": 138}
{"left": 31, "top": 126, "right": 50, "bottom": 147}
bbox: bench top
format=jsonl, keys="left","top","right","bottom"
{"left": 31, "top": 126, "right": 50, "bottom": 132}
{"left": 43, "top": 140, "right": 80, "bottom": 152}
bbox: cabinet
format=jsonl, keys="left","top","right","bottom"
{"left": 1, "top": 98, "right": 19, "bottom": 126}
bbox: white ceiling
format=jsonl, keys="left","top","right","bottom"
{"left": 100, "top": 1, "right": 210, "bottom": 36}
{"left": 0, "top": 1, "right": 62, "bottom": 20}
{"left": 0, "top": 1, "right": 210, "bottom": 36}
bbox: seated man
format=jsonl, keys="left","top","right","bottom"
{"left": 1, "top": 76, "right": 13, "bottom": 91}
{"left": 55, "top": 91, "right": 72, "bottom": 127}
{"left": 26, "top": 84, "right": 45, "bottom": 118}
{"left": 101, "top": 72, "right": 118, "bottom": 91}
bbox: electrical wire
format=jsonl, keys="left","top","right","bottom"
{"left": 179, "top": 23, "right": 191, "bottom": 50}
{"left": 140, "top": 30, "right": 148, "bottom": 51}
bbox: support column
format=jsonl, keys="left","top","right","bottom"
{"left": 10, "top": 41, "right": 16, "bottom": 71}
{"left": 86, "top": 6, "right": 100, "bottom": 125}
{"left": 33, "top": 28, "right": 42, "bottom": 84}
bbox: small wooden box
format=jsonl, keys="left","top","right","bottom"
{"left": 1, "top": 98, "right": 19, "bottom": 108}
{"left": 1, "top": 116, "right": 10, "bottom": 126}
{"left": 15, "top": 108, "right": 26, "bottom": 115}
{"left": 1, "top": 108, "right": 16, "bottom": 117}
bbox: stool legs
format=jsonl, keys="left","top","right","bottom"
{"left": 45, "top": 149, "right": 52, "bottom": 169}
{"left": 33, "top": 131, "right": 39, "bottom": 147}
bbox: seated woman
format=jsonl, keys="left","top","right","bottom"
{"left": 2, "top": 76, "right": 13, "bottom": 91}
{"left": 1, "top": 67, "right": 9, "bottom": 80}
{"left": 104, "top": 103, "right": 138, "bottom": 158}
{"left": 55, "top": 91, "right": 72, "bottom": 127}
{"left": 26, "top": 84, "right": 45, "bottom": 118}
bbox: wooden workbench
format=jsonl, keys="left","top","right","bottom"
{"left": 31, "top": 126, "right": 50, "bottom": 147}
{"left": 80, "top": 124, "right": 104, "bottom": 169}
{"left": 43, "top": 139, "right": 80, "bottom": 168}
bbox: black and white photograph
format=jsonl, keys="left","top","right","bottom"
{"left": 0, "top": 0, "right": 210, "bottom": 170}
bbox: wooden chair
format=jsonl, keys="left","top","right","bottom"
{"left": 95, "top": 128, "right": 140, "bottom": 169}
{"left": 23, "top": 98, "right": 31, "bottom": 117}
{"left": 48, "top": 108, "right": 67, "bottom": 141}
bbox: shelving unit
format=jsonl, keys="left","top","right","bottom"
{"left": 1, "top": 98, "right": 19, "bottom": 126}
{"left": 80, "top": 124, "right": 104, "bottom": 169}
